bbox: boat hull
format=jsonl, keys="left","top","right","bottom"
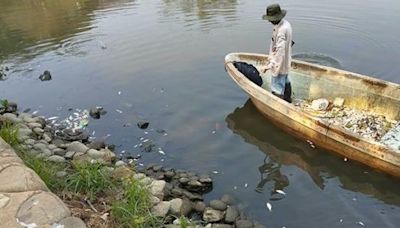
{"left": 225, "top": 52, "right": 400, "bottom": 177}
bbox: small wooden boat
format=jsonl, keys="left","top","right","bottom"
{"left": 224, "top": 52, "right": 400, "bottom": 177}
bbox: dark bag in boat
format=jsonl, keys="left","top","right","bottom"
{"left": 233, "top": 61, "right": 263, "bottom": 86}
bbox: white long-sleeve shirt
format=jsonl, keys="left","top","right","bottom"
{"left": 267, "top": 19, "right": 293, "bottom": 77}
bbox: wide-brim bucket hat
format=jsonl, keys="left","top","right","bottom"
{"left": 262, "top": 4, "right": 286, "bottom": 22}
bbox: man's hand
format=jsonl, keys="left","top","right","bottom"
{"left": 259, "top": 65, "right": 270, "bottom": 74}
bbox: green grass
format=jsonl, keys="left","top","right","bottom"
{"left": 0, "top": 121, "right": 19, "bottom": 146}
{"left": 0, "top": 99, "right": 9, "bottom": 109}
{"left": 23, "top": 153, "right": 65, "bottom": 191}
{"left": 111, "top": 180, "right": 162, "bottom": 228}
{"left": 178, "top": 216, "right": 191, "bottom": 228}
{"left": 65, "top": 162, "right": 116, "bottom": 200}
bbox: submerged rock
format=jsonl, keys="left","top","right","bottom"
{"left": 137, "top": 120, "right": 149, "bottom": 129}
{"left": 39, "top": 70, "right": 52, "bottom": 81}
{"left": 89, "top": 106, "right": 106, "bottom": 119}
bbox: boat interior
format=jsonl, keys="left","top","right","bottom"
{"left": 226, "top": 53, "right": 400, "bottom": 121}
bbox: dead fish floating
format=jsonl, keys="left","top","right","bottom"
{"left": 225, "top": 52, "right": 400, "bottom": 178}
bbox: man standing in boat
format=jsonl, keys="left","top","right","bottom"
{"left": 260, "top": 4, "right": 293, "bottom": 103}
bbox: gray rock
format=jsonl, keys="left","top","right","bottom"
{"left": 98, "top": 148, "right": 116, "bottom": 162}
{"left": 115, "top": 160, "right": 126, "bottom": 167}
{"left": 151, "top": 201, "right": 170, "bottom": 217}
{"left": 187, "top": 180, "right": 203, "bottom": 192}
{"left": 235, "top": 220, "right": 253, "bottom": 228}
{"left": 33, "top": 127, "right": 44, "bottom": 135}
{"left": 28, "top": 122, "right": 42, "bottom": 129}
{"left": 47, "top": 144, "right": 57, "bottom": 150}
{"left": 72, "top": 152, "right": 84, "bottom": 158}
{"left": 87, "top": 149, "right": 105, "bottom": 159}
{"left": 150, "top": 180, "right": 166, "bottom": 200}
{"left": 87, "top": 140, "right": 106, "bottom": 150}
{"left": 210, "top": 200, "right": 227, "bottom": 211}
{"left": 169, "top": 198, "right": 192, "bottom": 216}
{"left": 193, "top": 201, "right": 206, "bottom": 213}
{"left": 139, "top": 177, "right": 152, "bottom": 186}
{"left": 224, "top": 206, "right": 239, "bottom": 223}
{"left": 182, "top": 190, "right": 202, "bottom": 201}
{"left": 56, "top": 171, "right": 68, "bottom": 178}
{"left": 67, "top": 141, "right": 89, "bottom": 153}
{"left": 42, "top": 149, "right": 53, "bottom": 157}
{"left": 153, "top": 165, "right": 162, "bottom": 172}
{"left": 33, "top": 143, "right": 48, "bottom": 152}
{"left": 221, "top": 194, "right": 236, "bottom": 205}
{"left": 58, "top": 216, "right": 86, "bottom": 228}
{"left": 24, "top": 139, "right": 35, "bottom": 145}
{"left": 179, "top": 177, "right": 189, "bottom": 184}
{"left": 171, "top": 187, "right": 183, "bottom": 197}
{"left": 199, "top": 175, "right": 213, "bottom": 184}
{"left": 133, "top": 173, "right": 146, "bottom": 180}
{"left": 3, "top": 113, "right": 22, "bottom": 124}
{"left": 48, "top": 155, "right": 65, "bottom": 163}
{"left": 165, "top": 170, "right": 175, "bottom": 178}
{"left": 52, "top": 139, "right": 65, "bottom": 147}
{"left": 37, "top": 140, "right": 49, "bottom": 145}
{"left": 63, "top": 151, "right": 75, "bottom": 159}
{"left": 23, "top": 116, "right": 37, "bottom": 123}
{"left": 212, "top": 224, "right": 233, "bottom": 228}
{"left": 53, "top": 148, "right": 66, "bottom": 156}
{"left": 43, "top": 133, "right": 52, "bottom": 143}
{"left": 203, "top": 208, "right": 224, "bottom": 223}
{"left": 18, "top": 128, "right": 33, "bottom": 138}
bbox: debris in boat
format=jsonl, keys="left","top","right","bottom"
{"left": 310, "top": 98, "right": 329, "bottom": 111}
{"left": 298, "top": 98, "right": 398, "bottom": 143}
{"left": 333, "top": 97, "right": 345, "bottom": 107}
{"left": 380, "top": 123, "right": 400, "bottom": 151}
{"left": 266, "top": 202, "right": 272, "bottom": 212}
{"left": 344, "top": 157, "right": 348, "bottom": 162}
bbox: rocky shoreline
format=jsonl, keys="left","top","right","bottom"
{"left": 0, "top": 101, "right": 265, "bottom": 228}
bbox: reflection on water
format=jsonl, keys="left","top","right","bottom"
{"left": 226, "top": 99, "right": 400, "bottom": 206}
{"left": 0, "top": 0, "right": 134, "bottom": 61}
{"left": 161, "top": 0, "right": 238, "bottom": 30}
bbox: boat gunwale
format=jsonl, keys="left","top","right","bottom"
{"left": 225, "top": 52, "right": 400, "bottom": 166}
